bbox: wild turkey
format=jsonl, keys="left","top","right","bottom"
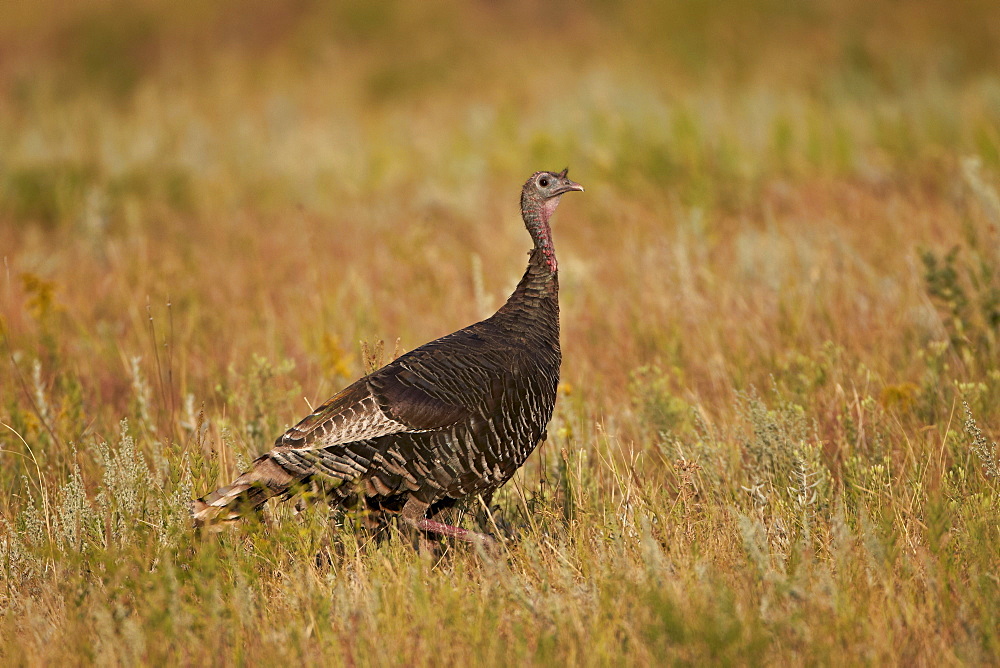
{"left": 192, "top": 169, "right": 584, "bottom": 542}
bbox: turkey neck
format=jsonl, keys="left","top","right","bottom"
{"left": 492, "top": 197, "right": 561, "bottom": 342}
{"left": 522, "top": 191, "right": 561, "bottom": 274}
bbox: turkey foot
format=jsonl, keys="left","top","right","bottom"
{"left": 414, "top": 518, "right": 494, "bottom": 544}
{"left": 401, "top": 498, "right": 495, "bottom": 546}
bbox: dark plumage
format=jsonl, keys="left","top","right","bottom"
{"left": 192, "top": 169, "right": 584, "bottom": 542}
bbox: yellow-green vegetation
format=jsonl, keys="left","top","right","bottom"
{"left": 2, "top": 1, "right": 999, "bottom": 664}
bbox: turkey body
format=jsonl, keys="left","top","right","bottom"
{"left": 193, "top": 169, "right": 583, "bottom": 540}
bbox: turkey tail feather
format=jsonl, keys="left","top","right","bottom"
{"left": 192, "top": 455, "right": 300, "bottom": 526}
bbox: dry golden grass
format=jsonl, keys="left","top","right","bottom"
{"left": 1, "top": 1, "right": 999, "bottom": 664}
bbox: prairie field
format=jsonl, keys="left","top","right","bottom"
{"left": 2, "top": 0, "right": 1000, "bottom": 664}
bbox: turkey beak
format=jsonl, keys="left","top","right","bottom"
{"left": 553, "top": 179, "right": 584, "bottom": 196}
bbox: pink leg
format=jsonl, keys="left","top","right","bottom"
{"left": 401, "top": 498, "right": 494, "bottom": 545}
{"left": 415, "top": 518, "right": 493, "bottom": 543}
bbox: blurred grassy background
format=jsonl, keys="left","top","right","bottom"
{"left": 2, "top": 0, "right": 999, "bottom": 664}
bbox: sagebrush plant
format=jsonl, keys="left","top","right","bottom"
{"left": 964, "top": 402, "right": 999, "bottom": 483}
{"left": 2, "top": 0, "right": 1000, "bottom": 664}
{"left": 921, "top": 158, "right": 1000, "bottom": 375}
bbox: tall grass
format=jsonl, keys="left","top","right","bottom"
{"left": 2, "top": 0, "right": 999, "bottom": 663}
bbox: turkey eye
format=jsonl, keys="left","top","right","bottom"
{"left": 539, "top": 178, "right": 549, "bottom": 187}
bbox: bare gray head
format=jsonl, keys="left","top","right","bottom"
{"left": 520, "top": 169, "right": 584, "bottom": 270}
